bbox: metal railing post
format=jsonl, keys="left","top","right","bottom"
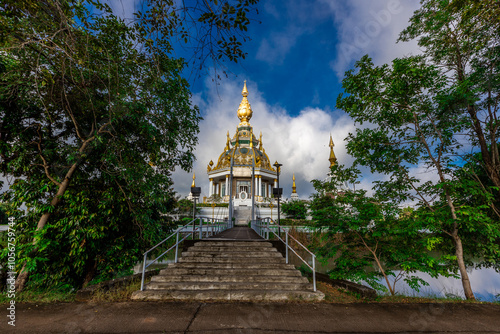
{"left": 285, "top": 232, "right": 289, "bottom": 264}
{"left": 140, "top": 253, "right": 147, "bottom": 291}
{"left": 266, "top": 219, "right": 269, "bottom": 240}
{"left": 174, "top": 231, "right": 179, "bottom": 263}
{"left": 199, "top": 218, "right": 203, "bottom": 239}
{"left": 313, "top": 255, "right": 317, "bottom": 292}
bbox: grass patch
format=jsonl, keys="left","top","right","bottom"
{"left": 89, "top": 277, "right": 149, "bottom": 302}
{"left": 0, "top": 275, "right": 152, "bottom": 304}
{"left": 0, "top": 288, "right": 76, "bottom": 304}
{"left": 317, "top": 281, "right": 361, "bottom": 303}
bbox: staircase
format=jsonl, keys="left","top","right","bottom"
{"left": 131, "top": 240, "right": 324, "bottom": 301}
{"left": 234, "top": 206, "right": 252, "bottom": 226}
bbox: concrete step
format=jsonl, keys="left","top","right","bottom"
{"left": 151, "top": 275, "right": 309, "bottom": 284}
{"left": 146, "top": 282, "right": 313, "bottom": 291}
{"left": 133, "top": 228, "right": 323, "bottom": 302}
{"left": 194, "top": 241, "right": 272, "bottom": 247}
{"left": 181, "top": 251, "right": 282, "bottom": 258}
{"left": 131, "top": 289, "right": 325, "bottom": 301}
{"left": 160, "top": 268, "right": 302, "bottom": 277}
{"left": 188, "top": 245, "right": 276, "bottom": 252}
{"left": 178, "top": 256, "right": 285, "bottom": 264}
{"left": 166, "top": 262, "right": 296, "bottom": 270}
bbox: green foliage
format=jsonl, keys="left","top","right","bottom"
{"left": 335, "top": 0, "right": 500, "bottom": 300}
{"left": 0, "top": 0, "right": 259, "bottom": 290}
{"left": 133, "top": 0, "right": 260, "bottom": 78}
{"left": 310, "top": 165, "right": 452, "bottom": 295}
{"left": 278, "top": 218, "right": 310, "bottom": 226}
{"left": 0, "top": 203, "right": 8, "bottom": 225}
{"left": 398, "top": 0, "right": 500, "bottom": 203}
{"left": 281, "top": 200, "right": 308, "bottom": 220}
{"left": 176, "top": 199, "right": 196, "bottom": 215}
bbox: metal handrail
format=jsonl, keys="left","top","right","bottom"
{"left": 252, "top": 218, "right": 318, "bottom": 292}
{"left": 139, "top": 217, "right": 229, "bottom": 290}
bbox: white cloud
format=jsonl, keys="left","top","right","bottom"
{"left": 172, "top": 78, "right": 357, "bottom": 199}
{"left": 322, "top": 0, "right": 421, "bottom": 77}
{"left": 256, "top": 28, "right": 305, "bottom": 65}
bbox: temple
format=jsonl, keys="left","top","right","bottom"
{"left": 195, "top": 82, "right": 341, "bottom": 224}
{"left": 205, "top": 81, "right": 278, "bottom": 207}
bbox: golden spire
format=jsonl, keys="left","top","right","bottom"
{"left": 191, "top": 173, "right": 196, "bottom": 187}
{"left": 225, "top": 131, "right": 230, "bottom": 151}
{"left": 292, "top": 173, "right": 297, "bottom": 193}
{"left": 329, "top": 134, "right": 337, "bottom": 167}
{"left": 258, "top": 132, "right": 263, "bottom": 150}
{"left": 237, "top": 80, "right": 253, "bottom": 126}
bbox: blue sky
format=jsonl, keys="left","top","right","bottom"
{"left": 187, "top": 0, "right": 344, "bottom": 117}
{"left": 107, "top": 0, "right": 423, "bottom": 199}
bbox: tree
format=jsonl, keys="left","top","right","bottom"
{"left": 176, "top": 198, "right": 196, "bottom": 216}
{"left": 0, "top": 0, "right": 259, "bottom": 290}
{"left": 336, "top": 0, "right": 500, "bottom": 300}
{"left": 336, "top": 52, "right": 500, "bottom": 299}
{"left": 399, "top": 0, "right": 500, "bottom": 203}
{"left": 281, "top": 200, "right": 308, "bottom": 220}
{"left": 310, "top": 165, "right": 451, "bottom": 295}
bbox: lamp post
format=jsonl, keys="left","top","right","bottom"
{"left": 273, "top": 161, "right": 283, "bottom": 236}
{"left": 191, "top": 186, "right": 201, "bottom": 236}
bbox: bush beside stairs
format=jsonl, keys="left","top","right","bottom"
{"left": 131, "top": 240, "right": 325, "bottom": 301}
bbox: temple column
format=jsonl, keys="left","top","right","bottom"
{"left": 209, "top": 178, "right": 213, "bottom": 197}
{"left": 255, "top": 176, "right": 259, "bottom": 197}
{"left": 254, "top": 176, "right": 258, "bottom": 199}
{"left": 225, "top": 175, "right": 229, "bottom": 198}
{"left": 258, "top": 176, "right": 262, "bottom": 197}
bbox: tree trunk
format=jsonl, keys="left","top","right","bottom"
{"left": 14, "top": 132, "right": 99, "bottom": 291}
{"left": 15, "top": 164, "right": 79, "bottom": 291}
{"left": 454, "top": 234, "right": 476, "bottom": 300}
{"left": 14, "top": 263, "right": 28, "bottom": 292}
{"left": 82, "top": 258, "right": 98, "bottom": 288}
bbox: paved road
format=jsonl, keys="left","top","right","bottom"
{"left": 2, "top": 301, "right": 500, "bottom": 333}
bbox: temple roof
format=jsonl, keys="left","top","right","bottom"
{"left": 207, "top": 82, "right": 275, "bottom": 174}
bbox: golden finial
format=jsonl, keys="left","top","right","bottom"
{"left": 237, "top": 81, "right": 253, "bottom": 125}
{"left": 250, "top": 128, "right": 254, "bottom": 148}
{"left": 292, "top": 173, "right": 297, "bottom": 194}
{"left": 258, "top": 132, "right": 263, "bottom": 150}
{"left": 242, "top": 80, "right": 248, "bottom": 97}
{"left": 225, "top": 131, "right": 230, "bottom": 151}
{"left": 191, "top": 173, "right": 196, "bottom": 187}
{"left": 329, "top": 134, "right": 337, "bottom": 167}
